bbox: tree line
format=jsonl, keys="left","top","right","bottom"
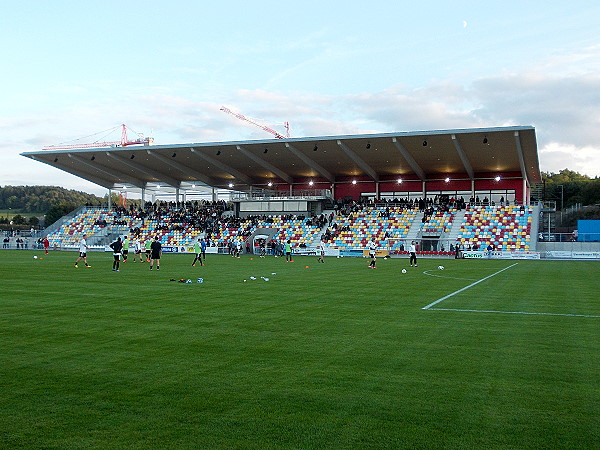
{"left": 0, "top": 186, "right": 104, "bottom": 228}
{"left": 542, "top": 169, "right": 600, "bottom": 209}
{"left": 0, "top": 185, "right": 104, "bottom": 213}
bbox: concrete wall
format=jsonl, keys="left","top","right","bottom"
{"left": 538, "top": 242, "right": 600, "bottom": 252}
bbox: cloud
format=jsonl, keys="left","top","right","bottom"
{"left": 5, "top": 64, "right": 600, "bottom": 195}
{"left": 533, "top": 43, "right": 600, "bottom": 77}
{"left": 325, "top": 74, "right": 600, "bottom": 176}
{"left": 538, "top": 142, "right": 600, "bottom": 177}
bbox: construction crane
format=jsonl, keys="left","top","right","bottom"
{"left": 220, "top": 106, "right": 290, "bottom": 139}
{"left": 42, "top": 124, "right": 153, "bottom": 150}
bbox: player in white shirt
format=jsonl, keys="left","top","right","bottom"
{"left": 409, "top": 241, "right": 418, "bottom": 267}
{"left": 74, "top": 234, "right": 91, "bottom": 268}
{"left": 317, "top": 242, "right": 325, "bottom": 263}
{"left": 134, "top": 238, "right": 144, "bottom": 262}
{"left": 368, "top": 239, "right": 377, "bottom": 269}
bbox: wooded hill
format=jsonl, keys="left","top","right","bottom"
{"left": 542, "top": 169, "right": 600, "bottom": 209}
{"left": 0, "top": 185, "right": 104, "bottom": 213}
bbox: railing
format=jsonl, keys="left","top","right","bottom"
{"left": 538, "top": 232, "right": 600, "bottom": 243}
{"left": 232, "top": 189, "right": 332, "bottom": 201}
{"left": 42, "top": 205, "right": 88, "bottom": 236}
{"left": 540, "top": 201, "right": 557, "bottom": 212}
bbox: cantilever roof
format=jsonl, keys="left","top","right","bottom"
{"left": 21, "top": 126, "right": 539, "bottom": 193}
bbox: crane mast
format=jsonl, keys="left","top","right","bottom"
{"left": 220, "top": 106, "right": 289, "bottom": 139}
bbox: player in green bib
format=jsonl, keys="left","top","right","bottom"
{"left": 122, "top": 236, "right": 130, "bottom": 262}
{"left": 145, "top": 238, "right": 152, "bottom": 262}
{"left": 192, "top": 238, "right": 204, "bottom": 266}
{"left": 285, "top": 240, "right": 293, "bottom": 262}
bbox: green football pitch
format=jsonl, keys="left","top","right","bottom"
{"left": 1, "top": 250, "right": 599, "bottom": 448}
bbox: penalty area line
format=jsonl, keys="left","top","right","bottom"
{"left": 428, "top": 308, "right": 600, "bottom": 319}
{"left": 422, "top": 263, "right": 519, "bottom": 310}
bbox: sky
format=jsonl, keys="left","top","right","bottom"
{"left": 1, "top": 1, "right": 599, "bottom": 196}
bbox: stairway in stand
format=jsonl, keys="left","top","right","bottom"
{"left": 445, "top": 209, "right": 467, "bottom": 244}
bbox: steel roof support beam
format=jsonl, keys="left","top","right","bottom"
{"left": 391, "top": 138, "right": 426, "bottom": 181}
{"left": 450, "top": 135, "right": 474, "bottom": 180}
{"left": 514, "top": 131, "right": 530, "bottom": 205}
{"left": 68, "top": 154, "right": 145, "bottom": 189}
{"left": 190, "top": 148, "right": 253, "bottom": 186}
{"left": 236, "top": 145, "right": 293, "bottom": 185}
{"left": 513, "top": 131, "right": 528, "bottom": 180}
{"left": 284, "top": 143, "right": 334, "bottom": 183}
{"left": 145, "top": 149, "right": 217, "bottom": 187}
{"left": 336, "top": 140, "right": 379, "bottom": 182}
{"left": 105, "top": 152, "right": 181, "bottom": 189}
{"left": 24, "top": 155, "right": 113, "bottom": 190}
{"left": 76, "top": 173, "right": 118, "bottom": 191}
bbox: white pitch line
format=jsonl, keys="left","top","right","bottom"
{"left": 422, "top": 270, "right": 478, "bottom": 281}
{"left": 429, "top": 308, "right": 600, "bottom": 319}
{"left": 422, "top": 263, "right": 519, "bottom": 310}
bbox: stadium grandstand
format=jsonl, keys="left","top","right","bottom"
{"left": 21, "top": 125, "right": 552, "bottom": 258}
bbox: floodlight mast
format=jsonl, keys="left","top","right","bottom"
{"left": 42, "top": 124, "right": 153, "bottom": 150}
{"left": 220, "top": 106, "right": 289, "bottom": 139}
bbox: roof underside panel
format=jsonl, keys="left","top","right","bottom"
{"left": 21, "top": 126, "right": 540, "bottom": 191}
